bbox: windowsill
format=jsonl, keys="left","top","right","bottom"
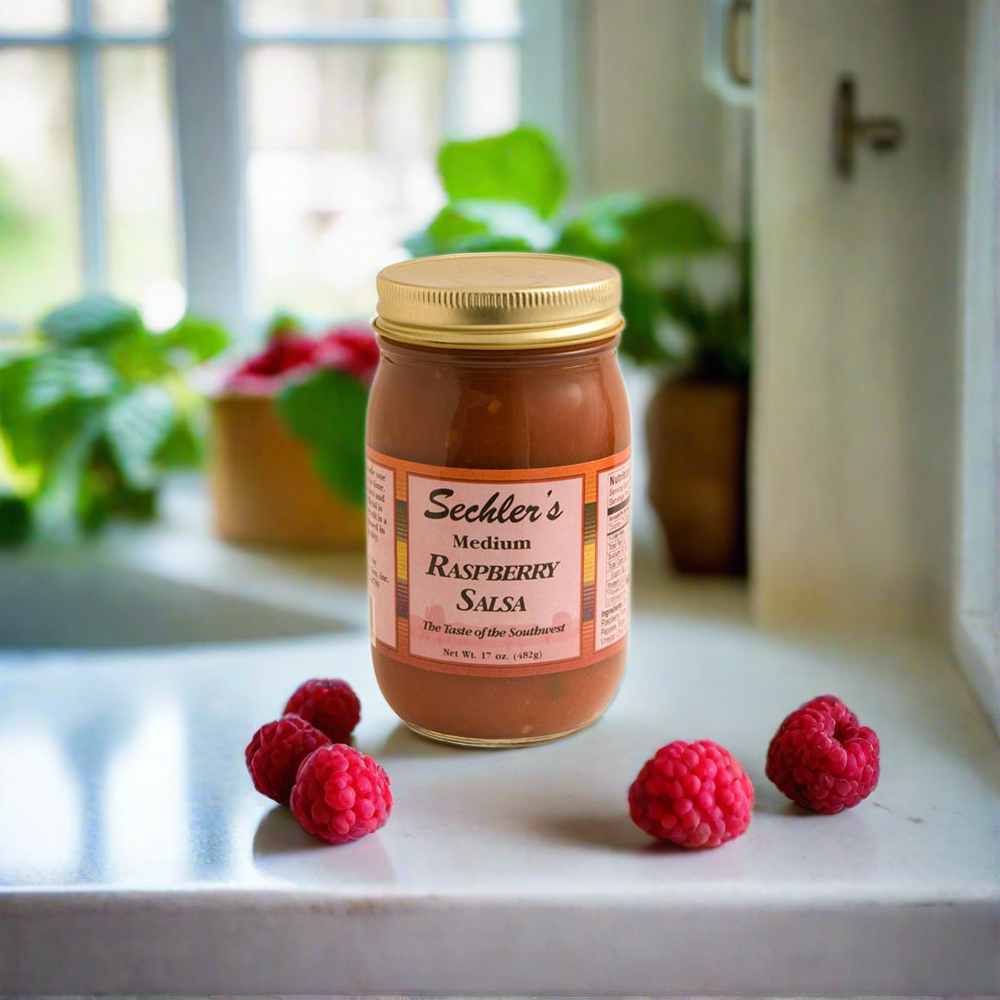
{"left": 955, "top": 606, "right": 999, "bottom": 734}
{"left": 1, "top": 481, "right": 997, "bottom": 996}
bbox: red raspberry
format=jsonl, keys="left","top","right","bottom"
{"left": 290, "top": 744, "right": 392, "bottom": 844}
{"left": 284, "top": 678, "right": 361, "bottom": 743}
{"left": 801, "top": 693, "right": 860, "bottom": 729}
{"left": 766, "top": 694, "right": 880, "bottom": 813}
{"left": 245, "top": 716, "right": 331, "bottom": 805}
{"left": 629, "top": 740, "right": 754, "bottom": 849}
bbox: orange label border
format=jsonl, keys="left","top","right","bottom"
{"left": 366, "top": 446, "right": 630, "bottom": 678}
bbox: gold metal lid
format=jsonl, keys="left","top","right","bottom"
{"left": 373, "top": 252, "right": 623, "bottom": 349}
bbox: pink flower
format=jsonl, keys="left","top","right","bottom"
{"left": 224, "top": 325, "right": 380, "bottom": 395}
{"left": 314, "top": 327, "right": 381, "bottom": 385}
{"left": 224, "top": 335, "right": 319, "bottom": 393}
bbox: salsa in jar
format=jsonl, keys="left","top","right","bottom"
{"left": 366, "top": 253, "right": 631, "bottom": 747}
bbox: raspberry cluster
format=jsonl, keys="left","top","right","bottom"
{"left": 244, "top": 677, "right": 391, "bottom": 845}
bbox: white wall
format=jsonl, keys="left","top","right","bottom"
{"left": 751, "top": 0, "right": 968, "bottom": 631}
{"left": 575, "top": 0, "right": 970, "bottom": 631}
{"left": 583, "top": 0, "right": 747, "bottom": 230}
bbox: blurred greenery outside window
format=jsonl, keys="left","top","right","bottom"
{"left": 0, "top": 0, "right": 573, "bottom": 338}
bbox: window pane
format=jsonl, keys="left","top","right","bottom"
{"left": 101, "top": 46, "right": 180, "bottom": 307}
{"left": 0, "top": 49, "right": 81, "bottom": 322}
{"left": 455, "top": 0, "right": 519, "bottom": 33}
{"left": 0, "top": 0, "right": 70, "bottom": 34}
{"left": 92, "top": 0, "right": 169, "bottom": 33}
{"left": 247, "top": 45, "right": 448, "bottom": 318}
{"left": 453, "top": 42, "right": 519, "bottom": 138}
{"left": 244, "top": 0, "right": 447, "bottom": 31}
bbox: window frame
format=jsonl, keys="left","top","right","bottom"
{"left": 175, "top": 0, "right": 579, "bottom": 337}
{"left": 953, "top": 0, "right": 998, "bottom": 735}
{"left": 0, "top": 0, "right": 172, "bottom": 317}
{"left": 0, "top": 0, "right": 581, "bottom": 334}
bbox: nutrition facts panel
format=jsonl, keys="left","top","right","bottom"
{"left": 595, "top": 458, "right": 631, "bottom": 651}
{"left": 366, "top": 458, "right": 397, "bottom": 649}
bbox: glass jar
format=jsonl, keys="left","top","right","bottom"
{"left": 366, "top": 253, "right": 631, "bottom": 747}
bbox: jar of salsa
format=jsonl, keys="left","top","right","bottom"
{"left": 366, "top": 253, "right": 631, "bottom": 747}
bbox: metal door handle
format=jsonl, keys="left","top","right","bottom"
{"left": 833, "top": 75, "right": 904, "bottom": 177}
{"left": 726, "top": 0, "right": 753, "bottom": 87}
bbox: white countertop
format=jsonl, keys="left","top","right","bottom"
{"left": 1, "top": 505, "right": 998, "bottom": 996}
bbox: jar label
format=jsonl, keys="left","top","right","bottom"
{"left": 366, "top": 447, "right": 630, "bottom": 677}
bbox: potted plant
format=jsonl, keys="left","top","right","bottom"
{"left": 210, "top": 318, "right": 377, "bottom": 548}
{"left": 0, "top": 295, "right": 228, "bottom": 543}
{"left": 406, "top": 126, "right": 751, "bottom": 574}
{"left": 643, "top": 245, "right": 750, "bottom": 574}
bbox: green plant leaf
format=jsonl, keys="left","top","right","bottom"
{"left": 107, "top": 314, "right": 228, "bottom": 384}
{"left": 0, "top": 356, "right": 39, "bottom": 457}
{"left": 32, "top": 409, "right": 105, "bottom": 538}
{"left": 107, "top": 324, "right": 171, "bottom": 383}
{"left": 407, "top": 204, "right": 485, "bottom": 255}
{"left": 661, "top": 285, "right": 749, "bottom": 380}
{"left": 405, "top": 226, "right": 535, "bottom": 258}
{"left": 103, "top": 385, "right": 178, "bottom": 489}
{"left": 0, "top": 353, "right": 110, "bottom": 469}
{"left": 2, "top": 295, "right": 230, "bottom": 541}
{"left": 0, "top": 492, "right": 31, "bottom": 547}
{"left": 156, "top": 315, "right": 229, "bottom": 365}
{"left": 623, "top": 198, "right": 729, "bottom": 258}
{"left": 39, "top": 294, "right": 141, "bottom": 348}
{"left": 406, "top": 200, "right": 553, "bottom": 257}
{"left": 154, "top": 415, "right": 203, "bottom": 468}
{"left": 437, "top": 126, "right": 568, "bottom": 219}
{"left": 620, "top": 269, "right": 673, "bottom": 366}
{"left": 21, "top": 351, "right": 116, "bottom": 411}
{"left": 556, "top": 195, "right": 739, "bottom": 367}
{"left": 266, "top": 311, "right": 302, "bottom": 339}
{"left": 554, "top": 192, "right": 645, "bottom": 259}
{"left": 276, "top": 369, "right": 368, "bottom": 508}
{"left": 402, "top": 228, "right": 443, "bottom": 259}
{"left": 73, "top": 438, "right": 159, "bottom": 534}
{"left": 406, "top": 125, "right": 750, "bottom": 374}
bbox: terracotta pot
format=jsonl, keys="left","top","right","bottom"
{"left": 645, "top": 375, "right": 748, "bottom": 575}
{"left": 209, "top": 394, "right": 365, "bottom": 549}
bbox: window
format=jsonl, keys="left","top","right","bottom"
{"left": 242, "top": 0, "right": 520, "bottom": 319}
{"left": 0, "top": 0, "right": 177, "bottom": 328}
{"left": 0, "top": 0, "right": 575, "bottom": 335}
